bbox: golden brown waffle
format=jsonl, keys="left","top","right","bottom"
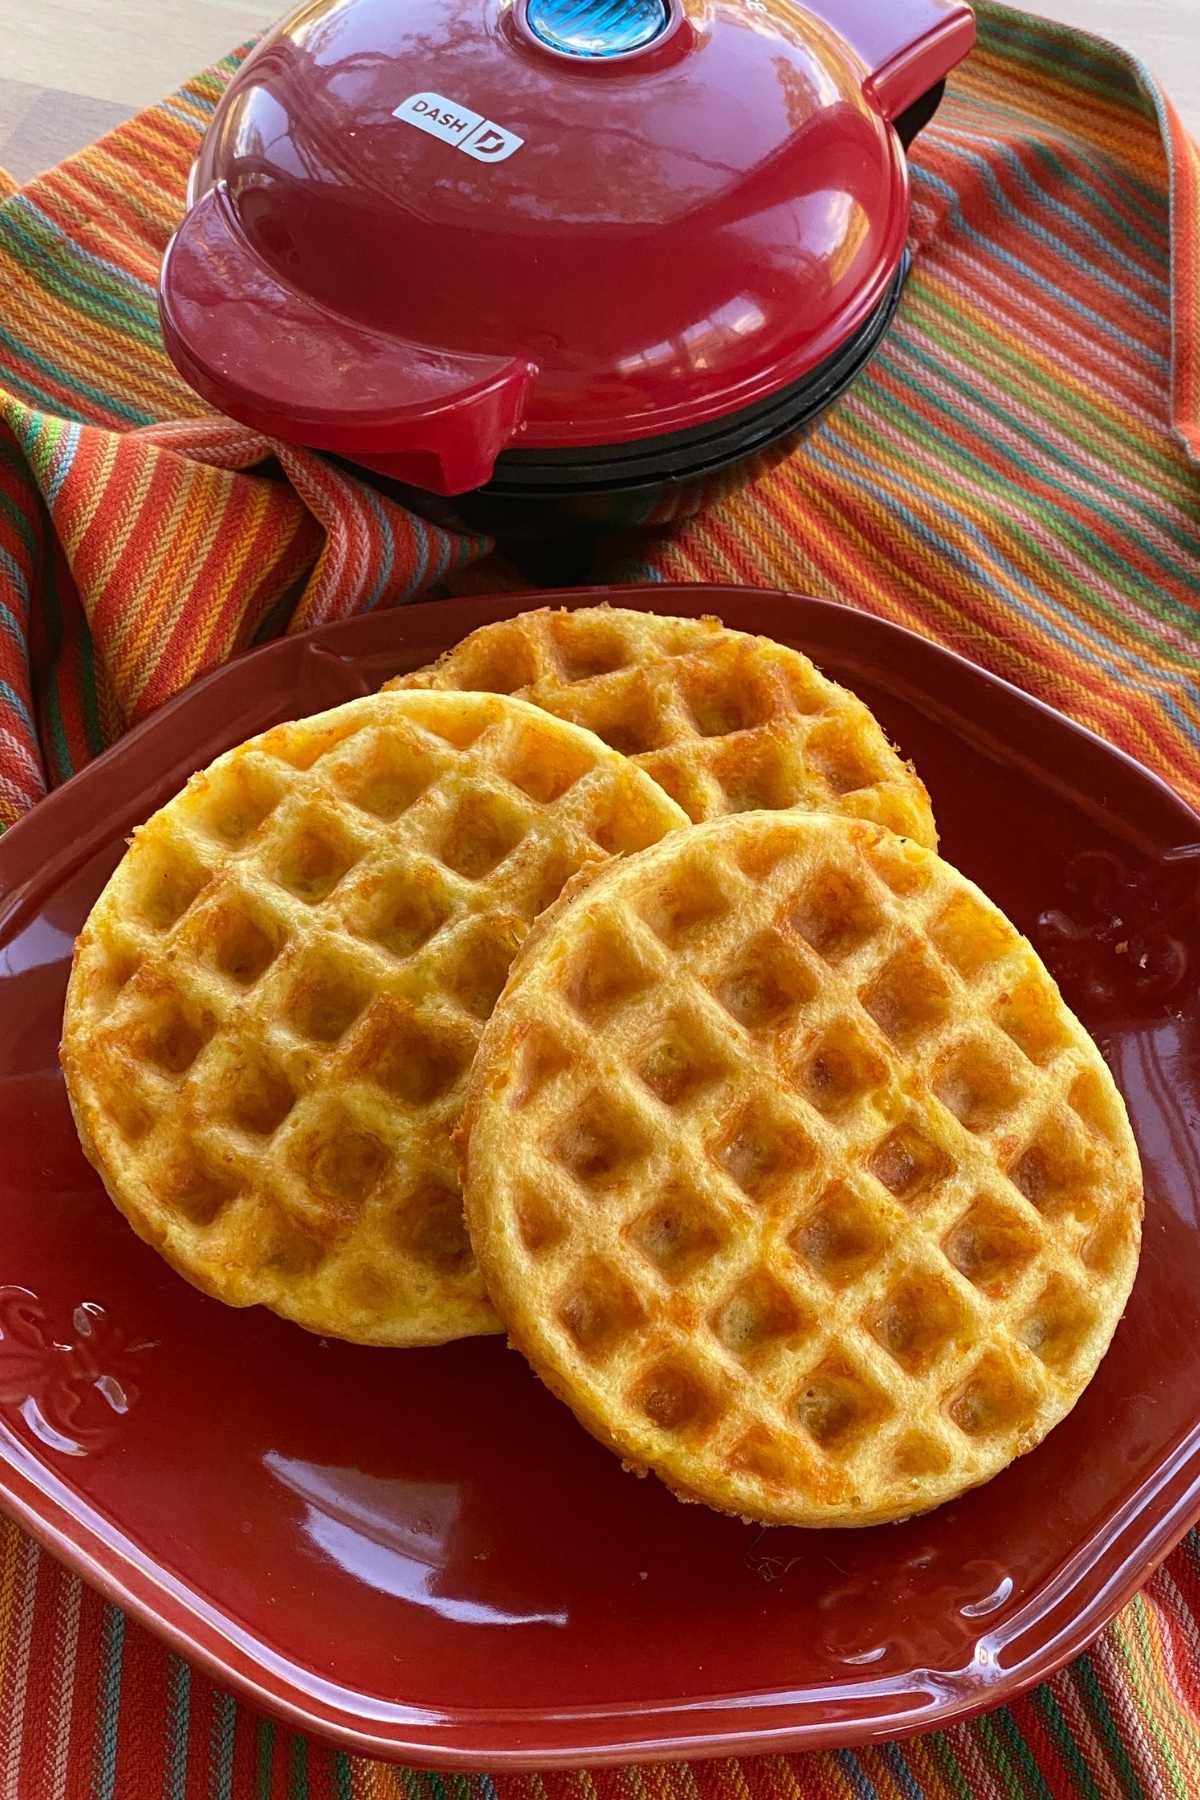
{"left": 384, "top": 606, "right": 936, "bottom": 843}
{"left": 61, "top": 691, "right": 688, "bottom": 1347}
{"left": 462, "top": 812, "right": 1142, "bottom": 1525}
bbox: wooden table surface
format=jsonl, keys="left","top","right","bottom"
{"left": 0, "top": 0, "right": 1195, "bottom": 183}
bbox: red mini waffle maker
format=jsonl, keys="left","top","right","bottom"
{"left": 159, "top": 0, "right": 974, "bottom": 533}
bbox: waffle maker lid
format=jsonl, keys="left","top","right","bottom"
{"left": 159, "top": 0, "right": 974, "bottom": 495}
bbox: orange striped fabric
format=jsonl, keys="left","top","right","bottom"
{"left": 0, "top": 4, "right": 1199, "bottom": 1797}
{"left": 599, "top": 12, "right": 1200, "bottom": 818}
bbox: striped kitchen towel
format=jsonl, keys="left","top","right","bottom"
{"left": 1, "top": 2, "right": 1200, "bottom": 1795}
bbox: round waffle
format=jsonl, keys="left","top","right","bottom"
{"left": 384, "top": 606, "right": 936, "bottom": 843}
{"left": 461, "top": 811, "right": 1143, "bottom": 1526}
{"left": 61, "top": 690, "right": 688, "bottom": 1347}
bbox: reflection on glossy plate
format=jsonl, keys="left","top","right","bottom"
{"left": 1, "top": 585, "right": 1198, "bottom": 1767}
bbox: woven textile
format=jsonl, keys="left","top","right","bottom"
{"left": 1, "top": 3, "right": 1200, "bottom": 1794}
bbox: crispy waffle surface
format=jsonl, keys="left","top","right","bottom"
{"left": 384, "top": 606, "right": 937, "bottom": 844}
{"left": 462, "top": 812, "right": 1143, "bottom": 1526}
{"left": 60, "top": 690, "right": 689, "bottom": 1347}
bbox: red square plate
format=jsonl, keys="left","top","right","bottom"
{"left": 2, "top": 586, "right": 1199, "bottom": 1766}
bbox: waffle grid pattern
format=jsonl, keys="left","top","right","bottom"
{"left": 61, "top": 691, "right": 687, "bottom": 1345}
{"left": 387, "top": 608, "right": 937, "bottom": 842}
{"left": 465, "top": 814, "right": 1141, "bottom": 1524}
{"left": 3, "top": 3, "right": 1195, "bottom": 1783}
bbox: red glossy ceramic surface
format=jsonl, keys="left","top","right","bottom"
{"left": 159, "top": 0, "right": 973, "bottom": 491}
{"left": 1, "top": 586, "right": 1197, "bottom": 1768}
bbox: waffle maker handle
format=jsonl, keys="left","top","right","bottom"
{"left": 816, "top": 0, "right": 975, "bottom": 121}
{"left": 159, "top": 185, "right": 535, "bottom": 496}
